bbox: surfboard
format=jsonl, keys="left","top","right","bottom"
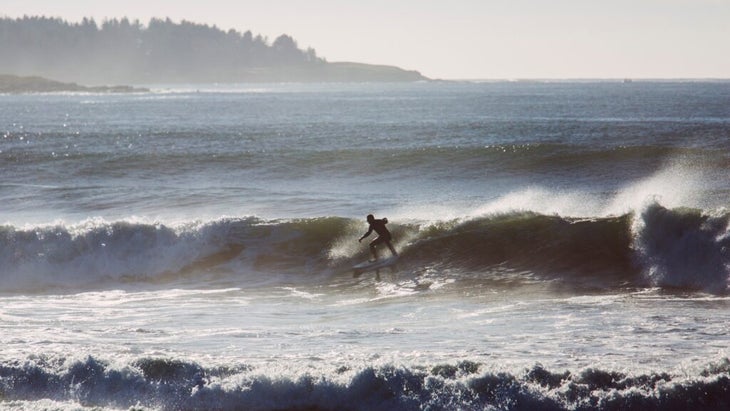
{"left": 353, "top": 256, "right": 399, "bottom": 273}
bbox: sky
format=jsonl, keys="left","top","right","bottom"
{"left": 3, "top": 0, "right": 730, "bottom": 79}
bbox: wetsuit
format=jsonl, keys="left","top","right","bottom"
{"left": 360, "top": 218, "right": 397, "bottom": 259}
{"left": 363, "top": 218, "right": 391, "bottom": 246}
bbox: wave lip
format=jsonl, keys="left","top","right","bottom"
{"left": 633, "top": 203, "right": 730, "bottom": 293}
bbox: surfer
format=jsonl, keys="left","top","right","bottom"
{"left": 358, "top": 214, "right": 398, "bottom": 261}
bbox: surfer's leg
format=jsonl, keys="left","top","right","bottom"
{"left": 370, "top": 237, "right": 385, "bottom": 260}
{"left": 386, "top": 241, "right": 398, "bottom": 257}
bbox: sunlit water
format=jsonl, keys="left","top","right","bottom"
{"left": 2, "top": 82, "right": 730, "bottom": 410}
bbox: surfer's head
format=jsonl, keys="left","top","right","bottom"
{"left": 366, "top": 214, "right": 374, "bottom": 223}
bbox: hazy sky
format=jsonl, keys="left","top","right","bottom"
{"left": 4, "top": 0, "right": 730, "bottom": 79}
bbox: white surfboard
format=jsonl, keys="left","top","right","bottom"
{"left": 353, "top": 256, "right": 399, "bottom": 273}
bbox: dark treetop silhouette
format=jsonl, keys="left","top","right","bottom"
{"left": 0, "top": 16, "right": 426, "bottom": 84}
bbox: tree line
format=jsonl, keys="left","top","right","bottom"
{"left": 0, "top": 16, "right": 324, "bottom": 84}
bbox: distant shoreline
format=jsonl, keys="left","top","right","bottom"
{"left": 0, "top": 74, "right": 148, "bottom": 93}
{"left": 4, "top": 75, "right": 727, "bottom": 94}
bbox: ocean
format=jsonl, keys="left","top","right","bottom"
{"left": 1, "top": 81, "right": 729, "bottom": 410}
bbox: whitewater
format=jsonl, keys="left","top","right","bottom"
{"left": 1, "top": 81, "right": 730, "bottom": 410}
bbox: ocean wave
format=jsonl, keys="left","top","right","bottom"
{"left": 1, "top": 202, "right": 728, "bottom": 294}
{"left": 634, "top": 203, "right": 730, "bottom": 293}
{"left": 1, "top": 355, "right": 728, "bottom": 410}
{"left": 0, "top": 216, "right": 351, "bottom": 292}
{"left": 5, "top": 135, "right": 727, "bottom": 182}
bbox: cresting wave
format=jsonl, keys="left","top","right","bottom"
{"left": 1, "top": 202, "right": 729, "bottom": 293}
{"left": 1, "top": 355, "right": 729, "bottom": 410}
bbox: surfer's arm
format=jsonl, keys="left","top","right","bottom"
{"left": 359, "top": 226, "right": 373, "bottom": 242}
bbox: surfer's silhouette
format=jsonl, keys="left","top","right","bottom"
{"left": 359, "top": 214, "right": 398, "bottom": 261}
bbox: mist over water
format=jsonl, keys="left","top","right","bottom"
{"left": 2, "top": 82, "right": 730, "bottom": 410}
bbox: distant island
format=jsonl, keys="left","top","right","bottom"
{"left": 0, "top": 74, "right": 147, "bottom": 93}
{"left": 0, "top": 16, "right": 427, "bottom": 84}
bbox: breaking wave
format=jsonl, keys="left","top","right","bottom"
{"left": 1, "top": 202, "right": 729, "bottom": 294}
{"left": 1, "top": 355, "right": 729, "bottom": 410}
